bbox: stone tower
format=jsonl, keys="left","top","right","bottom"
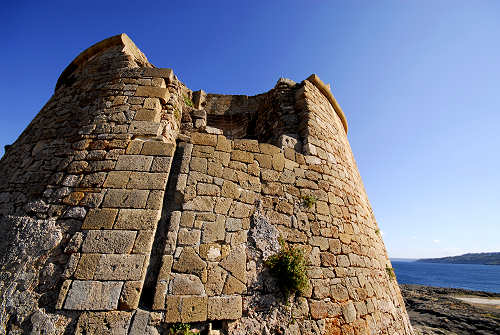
{"left": 0, "top": 34, "right": 414, "bottom": 334}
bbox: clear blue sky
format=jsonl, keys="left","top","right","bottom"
{"left": 2, "top": 1, "right": 499, "bottom": 258}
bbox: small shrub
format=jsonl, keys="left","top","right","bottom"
{"left": 302, "top": 195, "right": 317, "bottom": 209}
{"left": 183, "top": 95, "right": 194, "bottom": 107}
{"left": 168, "top": 323, "right": 195, "bottom": 335}
{"left": 375, "top": 228, "right": 380, "bottom": 235}
{"left": 385, "top": 266, "right": 396, "bottom": 279}
{"left": 265, "top": 239, "right": 308, "bottom": 300}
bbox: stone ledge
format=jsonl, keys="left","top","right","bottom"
{"left": 306, "top": 74, "right": 348, "bottom": 134}
{"left": 56, "top": 33, "right": 150, "bottom": 91}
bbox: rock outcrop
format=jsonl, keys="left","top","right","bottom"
{"left": 400, "top": 284, "right": 500, "bottom": 335}
{"left": 0, "top": 33, "right": 414, "bottom": 334}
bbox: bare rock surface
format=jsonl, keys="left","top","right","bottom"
{"left": 400, "top": 284, "right": 500, "bottom": 335}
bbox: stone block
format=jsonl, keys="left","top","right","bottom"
{"left": 183, "top": 196, "right": 215, "bottom": 212}
{"left": 94, "top": 254, "right": 146, "bottom": 280}
{"left": 254, "top": 154, "right": 272, "bottom": 169}
{"left": 177, "top": 228, "right": 201, "bottom": 246}
{"left": 129, "top": 121, "right": 163, "bottom": 136}
{"left": 215, "top": 198, "right": 232, "bottom": 214}
{"left": 143, "top": 97, "right": 161, "bottom": 110}
{"left": 151, "top": 156, "right": 172, "bottom": 172}
{"left": 229, "top": 202, "right": 253, "bottom": 218}
{"left": 292, "top": 297, "right": 310, "bottom": 319}
{"left": 141, "top": 141, "right": 175, "bottom": 156}
{"left": 82, "top": 230, "right": 137, "bottom": 254}
{"left": 226, "top": 218, "right": 242, "bottom": 232}
{"left": 223, "top": 275, "right": 246, "bottom": 295}
{"left": 135, "top": 86, "right": 170, "bottom": 103}
{"left": 63, "top": 253, "right": 80, "bottom": 278}
{"left": 194, "top": 118, "right": 206, "bottom": 129}
{"left": 231, "top": 150, "right": 254, "bottom": 163}
{"left": 56, "top": 280, "right": 72, "bottom": 309}
{"left": 320, "top": 252, "right": 337, "bottom": 266}
{"left": 259, "top": 143, "right": 281, "bottom": 155}
{"left": 115, "top": 155, "right": 153, "bottom": 171}
{"left": 82, "top": 208, "right": 118, "bottom": 229}
{"left": 74, "top": 253, "right": 100, "bottom": 280}
{"left": 262, "top": 182, "right": 283, "bottom": 196}
{"left": 134, "top": 108, "right": 161, "bottom": 122}
{"left": 342, "top": 301, "right": 357, "bottom": 323}
{"left": 233, "top": 139, "right": 259, "bottom": 152}
{"left": 221, "top": 181, "right": 241, "bottom": 199}
{"left": 170, "top": 274, "right": 205, "bottom": 295}
{"left": 172, "top": 247, "right": 206, "bottom": 275}
{"left": 337, "top": 255, "right": 350, "bottom": 267}
{"left": 310, "top": 236, "right": 330, "bottom": 251}
{"left": 103, "top": 171, "right": 131, "bottom": 188}
{"left": 180, "top": 211, "right": 195, "bottom": 228}
{"left": 207, "top": 161, "right": 223, "bottom": 177}
{"left": 115, "top": 209, "right": 161, "bottom": 230}
{"left": 316, "top": 201, "right": 330, "bottom": 215}
{"left": 205, "top": 265, "right": 227, "bottom": 296}
{"left": 272, "top": 152, "right": 285, "bottom": 171}
{"left": 215, "top": 135, "right": 231, "bottom": 152}
{"left": 202, "top": 216, "right": 225, "bottom": 243}
{"left": 64, "top": 280, "right": 123, "bottom": 310}
{"left": 102, "top": 189, "right": 149, "bottom": 208}
{"left": 197, "top": 183, "right": 220, "bottom": 196}
{"left": 119, "top": 281, "right": 142, "bottom": 311}
{"left": 190, "top": 157, "right": 207, "bottom": 173}
{"left": 158, "top": 255, "right": 173, "bottom": 280}
{"left": 310, "top": 300, "right": 329, "bottom": 319}
{"left": 132, "top": 230, "right": 155, "bottom": 254}
{"left": 192, "top": 133, "right": 217, "bottom": 146}
{"left": 207, "top": 296, "right": 242, "bottom": 320}
{"left": 127, "top": 172, "right": 168, "bottom": 190}
{"left": 220, "top": 244, "right": 246, "bottom": 283}
{"left": 152, "top": 280, "right": 168, "bottom": 310}
{"left": 165, "top": 296, "right": 181, "bottom": 322}
{"left": 199, "top": 243, "right": 223, "bottom": 262}
{"left": 181, "top": 296, "right": 207, "bottom": 323}
{"left": 331, "top": 285, "right": 349, "bottom": 301}
{"left": 74, "top": 311, "right": 132, "bottom": 334}
{"left": 146, "top": 189, "right": 164, "bottom": 210}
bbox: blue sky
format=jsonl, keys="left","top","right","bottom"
{"left": 2, "top": 1, "right": 499, "bottom": 258}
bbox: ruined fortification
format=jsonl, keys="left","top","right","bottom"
{"left": 0, "top": 34, "right": 414, "bottom": 334}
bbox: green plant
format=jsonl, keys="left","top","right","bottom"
{"left": 168, "top": 323, "right": 195, "bottom": 335}
{"left": 385, "top": 266, "right": 396, "bottom": 279}
{"left": 301, "top": 195, "right": 317, "bottom": 209}
{"left": 375, "top": 228, "right": 380, "bottom": 235}
{"left": 265, "top": 239, "right": 308, "bottom": 300}
{"left": 183, "top": 95, "right": 194, "bottom": 107}
{"left": 173, "top": 108, "right": 181, "bottom": 121}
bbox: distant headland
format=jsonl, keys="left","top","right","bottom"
{"left": 417, "top": 252, "right": 500, "bottom": 265}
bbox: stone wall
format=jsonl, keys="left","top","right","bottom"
{"left": 0, "top": 34, "right": 414, "bottom": 335}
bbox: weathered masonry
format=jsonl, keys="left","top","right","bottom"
{"left": 0, "top": 34, "right": 414, "bottom": 334}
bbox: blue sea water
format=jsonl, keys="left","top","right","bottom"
{"left": 391, "top": 260, "right": 500, "bottom": 293}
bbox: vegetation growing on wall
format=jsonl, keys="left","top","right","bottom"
{"left": 168, "top": 323, "right": 195, "bottom": 335}
{"left": 301, "top": 195, "right": 317, "bottom": 209}
{"left": 183, "top": 95, "right": 194, "bottom": 107}
{"left": 265, "top": 239, "right": 308, "bottom": 300}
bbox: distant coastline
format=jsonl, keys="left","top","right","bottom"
{"left": 416, "top": 252, "right": 500, "bottom": 265}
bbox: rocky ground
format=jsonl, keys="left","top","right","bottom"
{"left": 400, "top": 284, "right": 500, "bottom": 335}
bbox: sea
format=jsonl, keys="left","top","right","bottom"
{"left": 391, "top": 259, "right": 500, "bottom": 293}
